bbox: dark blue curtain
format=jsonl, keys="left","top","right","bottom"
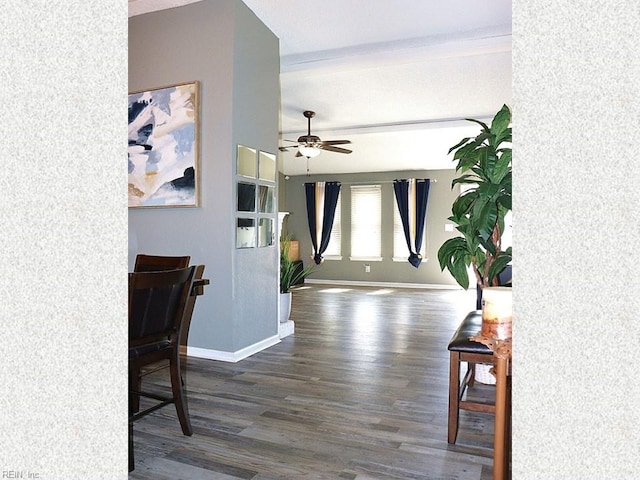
{"left": 393, "top": 179, "right": 430, "bottom": 268}
{"left": 305, "top": 181, "right": 341, "bottom": 265}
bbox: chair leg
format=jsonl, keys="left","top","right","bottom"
{"left": 128, "top": 367, "right": 135, "bottom": 472}
{"left": 128, "top": 420, "right": 134, "bottom": 472}
{"left": 448, "top": 351, "right": 461, "bottom": 444}
{"left": 468, "top": 362, "right": 476, "bottom": 387}
{"left": 132, "top": 365, "right": 142, "bottom": 413}
{"left": 506, "top": 374, "right": 512, "bottom": 478}
{"left": 180, "top": 351, "right": 188, "bottom": 389}
{"left": 170, "top": 351, "right": 193, "bottom": 436}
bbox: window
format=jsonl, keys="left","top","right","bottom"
{"left": 323, "top": 192, "right": 342, "bottom": 257}
{"left": 501, "top": 210, "right": 512, "bottom": 250}
{"left": 393, "top": 206, "right": 425, "bottom": 260}
{"left": 350, "top": 185, "right": 382, "bottom": 260}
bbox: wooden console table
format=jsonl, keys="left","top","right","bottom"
{"left": 471, "top": 335, "right": 512, "bottom": 480}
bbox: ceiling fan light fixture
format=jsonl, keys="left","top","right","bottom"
{"left": 299, "top": 145, "right": 321, "bottom": 158}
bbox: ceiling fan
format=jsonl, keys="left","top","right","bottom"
{"left": 280, "top": 110, "right": 352, "bottom": 158}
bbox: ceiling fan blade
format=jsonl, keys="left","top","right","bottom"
{"left": 321, "top": 140, "right": 351, "bottom": 146}
{"left": 289, "top": 111, "right": 353, "bottom": 156}
{"left": 320, "top": 145, "right": 352, "bottom": 154}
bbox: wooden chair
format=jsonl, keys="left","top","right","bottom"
{"left": 133, "top": 256, "right": 205, "bottom": 354}
{"left": 179, "top": 264, "right": 206, "bottom": 355}
{"left": 131, "top": 254, "right": 191, "bottom": 411}
{"left": 173, "top": 264, "right": 207, "bottom": 390}
{"left": 447, "top": 311, "right": 494, "bottom": 444}
{"left": 128, "top": 266, "right": 196, "bottom": 471}
{"left": 134, "top": 253, "right": 190, "bottom": 272}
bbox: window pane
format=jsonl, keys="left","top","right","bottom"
{"left": 236, "top": 218, "right": 255, "bottom": 248}
{"left": 502, "top": 210, "right": 512, "bottom": 250}
{"left": 350, "top": 185, "right": 381, "bottom": 258}
{"left": 324, "top": 192, "right": 341, "bottom": 256}
{"left": 393, "top": 206, "right": 408, "bottom": 259}
{"left": 258, "top": 185, "right": 275, "bottom": 213}
{"left": 237, "top": 182, "right": 256, "bottom": 212}
{"left": 237, "top": 145, "right": 256, "bottom": 178}
{"left": 258, "top": 151, "right": 276, "bottom": 181}
{"left": 393, "top": 205, "right": 425, "bottom": 259}
{"left": 258, "top": 218, "right": 274, "bottom": 247}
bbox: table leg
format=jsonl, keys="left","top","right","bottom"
{"left": 493, "top": 356, "right": 508, "bottom": 480}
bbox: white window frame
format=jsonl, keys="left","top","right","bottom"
{"left": 350, "top": 184, "right": 383, "bottom": 261}
{"left": 392, "top": 205, "right": 426, "bottom": 262}
{"left": 322, "top": 191, "right": 342, "bottom": 259}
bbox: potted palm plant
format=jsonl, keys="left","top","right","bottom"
{"left": 280, "top": 236, "right": 315, "bottom": 323}
{"left": 437, "top": 104, "right": 512, "bottom": 291}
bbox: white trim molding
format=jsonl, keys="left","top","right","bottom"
{"left": 187, "top": 334, "right": 280, "bottom": 363}
{"left": 305, "top": 278, "right": 460, "bottom": 290}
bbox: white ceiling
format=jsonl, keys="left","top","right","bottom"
{"left": 129, "top": 0, "right": 512, "bottom": 175}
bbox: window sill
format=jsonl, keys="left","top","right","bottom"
{"left": 392, "top": 257, "right": 428, "bottom": 263}
{"left": 349, "top": 256, "right": 383, "bottom": 262}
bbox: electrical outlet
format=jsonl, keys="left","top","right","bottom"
{"left": 445, "top": 223, "right": 454, "bottom": 232}
{"left": 365, "top": 264, "right": 371, "bottom": 273}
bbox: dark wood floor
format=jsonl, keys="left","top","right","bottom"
{"left": 130, "top": 284, "right": 497, "bottom": 479}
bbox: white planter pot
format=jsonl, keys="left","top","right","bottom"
{"left": 279, "top": 292, "right": 292, "bottom": 323}
{"left": 481, "top": 286, "right": 512, "bottom": 340}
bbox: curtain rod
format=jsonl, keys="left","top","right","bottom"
{"left": 299, "top": 179, "right": 437, "bottom": 185}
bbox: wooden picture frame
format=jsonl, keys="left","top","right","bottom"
{"left": 128, "top": 81, "right": 200, "bottom": 208}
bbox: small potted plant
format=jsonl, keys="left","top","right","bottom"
{"left": 279, "top": 236, "right": 315, "bottom": 323}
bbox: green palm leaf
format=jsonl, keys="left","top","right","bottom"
{"left": 438, "top": 104, "right": 512, "bottom": 289}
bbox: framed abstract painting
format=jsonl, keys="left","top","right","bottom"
{"left": 128, "top": 81, "right": 200, "bottom": 208}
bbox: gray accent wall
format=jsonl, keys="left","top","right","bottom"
{"left": 281, "top": 169, "right": 461, "bottom": 287}
{"left": 230, "top": 3, "right": 281, "bottom": 351}
{"left": 129, "top": 0, "right": 280, "bottom": 354}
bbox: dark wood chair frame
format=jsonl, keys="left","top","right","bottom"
{"left": 128, "top": 266, "right": 196, "bottom": 472}
{"left": 131, "top": 254, "right": 192, "bottom": 412}
{"left": 447, "top": 312, "right": 496, "bottom": 444}
{"left": 134, "top": 253, "right": 191, "bottom": 273}
{"left": 448, "top": 349, "right": 495, "bottom": 444}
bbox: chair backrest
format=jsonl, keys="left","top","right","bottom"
{"left": 179, "top": 264, "right": 205, "bottom": 352}
{"left": 129, "top": 266, "right": 195, "bottom": 348}
{"left": 497, "top": 264, "right": 512, "bottom": 286}
{"left": 134, "top": 254, "right": 190, "bottom": 273}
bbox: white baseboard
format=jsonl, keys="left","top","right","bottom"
{"left": 304, "top": 278, "right": 461, "bottom": 290}
{"left": 187, "top": 334, "right": 280, "bottom": 363}
{"left": 279, "top": 320, "right": 295, "bottom": 339}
